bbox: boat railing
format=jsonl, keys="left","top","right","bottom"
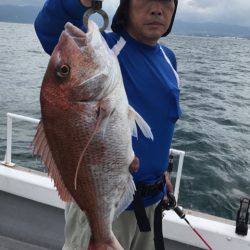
{"left": 1, "top": 112, "right": 185, "bottom": 202}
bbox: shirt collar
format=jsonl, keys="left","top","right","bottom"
{"left": 120, "top": 30, "right": 160, "bottom": 52}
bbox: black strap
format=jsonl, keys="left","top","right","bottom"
{"left": 133, "top": 196, "right": 166, "bottom": 249}
{"left": 154, "top": 199, "right": 165, "bottom": 250}
{"left": 154, "top": 193, "right": 179, "bottom": 250}
{"left": 132, "top": 190, "right": 151, "bottom": 232}
{"left": 132, "top": 179, "right": 164, "bottom": 232}
{"left": 132, "top": 178, "right": 167, "bottom": 250}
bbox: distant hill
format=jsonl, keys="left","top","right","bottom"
{"left": 0, "top": 5, "right": 40, "bottom": 24}
{"left": 0, "top": 0, "right": 44, "bottom": 6}
{"left": 173, "top": 20, "right": 250, "bottom": 38}
{"left": 0, "top": 4, "right": 250, "bottom": 39}
{"left": 0, "top": 4, "right": 104, "bottom": 26}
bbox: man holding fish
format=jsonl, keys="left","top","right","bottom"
{"left": 34, "top": 0, "right": 181, "bottom": 249}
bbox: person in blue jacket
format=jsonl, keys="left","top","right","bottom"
{"left": 35, "top": 0, "right": 181, "bottom": 249}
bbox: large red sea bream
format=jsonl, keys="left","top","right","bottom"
{"left": 32, "top": 21, "right": 153, "bottom": 250}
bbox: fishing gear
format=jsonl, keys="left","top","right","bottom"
{"left": 154, "top": 153, "right": 213, "bottom": 250}
{"left": 83, "top": 0, "right": 109, "bottom": 32}
{"left": 168, "top": 152, "right": 174, "bottom": 174}
{"left": 165, "top": 192, "right": 213, "bottom": 250}
{"left": 235, "top": 197, "right": 250, "bottom": 236}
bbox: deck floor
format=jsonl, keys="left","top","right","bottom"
{"left": 0, "top": 191, "right": 201, "bottom": 250}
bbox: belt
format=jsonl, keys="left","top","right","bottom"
{"left": 132, "top": 178, "right": 165, "bottom": 232}
{"left": 132, "top": 177, "right": 166, "bottom": 250}
{"left": 137, "top": 179, "right": 165, "bottom": 197}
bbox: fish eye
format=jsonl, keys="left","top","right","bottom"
{"left": 57, "top": 64, "right": 71, "bottom": 78}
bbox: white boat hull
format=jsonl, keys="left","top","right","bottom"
{"left": 1, "top": 163, "right": 249, "bottom": 250}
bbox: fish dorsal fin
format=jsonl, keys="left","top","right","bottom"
{"left": 32, "top": 121, "right": 73, "bottom": 202}
{"left": 128, "top": 106, "right": 154, "bottom": 140}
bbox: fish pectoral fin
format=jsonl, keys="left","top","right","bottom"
{"left": 128, "top": 105, "right": 154, "bottom": 140}
{"left": 74, "top": 102, "right": 113, "bottom": 189}
{"left": 99, "top": 108, "right": 116, "bottom": 138}
{"left": 32, "top": 121, "right": 73, "bottom": 202}
{"left": 95, "top": 99, "right": 115, "bottom": 137}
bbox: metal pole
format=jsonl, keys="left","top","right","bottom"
{"left": 2, "top": 114, "right": 15, "bottom": 167}
{"left": 8, "top": 113, "right": 40, "bottom": 124}
{"left": 172, "top": 150, "right": 185, "bottom": 202}
{"left": 1, "top": 113, "right": 40, "bottom": 167}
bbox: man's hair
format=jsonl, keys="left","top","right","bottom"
{"left": 111, "top": 0, "right": 178, "bottom": 37}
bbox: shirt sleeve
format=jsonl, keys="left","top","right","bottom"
{"left": 34, "top": 0, "right": 88, "bottom": 55}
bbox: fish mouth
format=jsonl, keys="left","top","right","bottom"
{"left": 63, "top": 21, "right": 98, "bottom": 50}
{"left": 63, "top": 22, "right": 88, "bottom": 49}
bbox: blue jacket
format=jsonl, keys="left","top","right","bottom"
{"left": 34, "top": 0, "right": 182, "bottom": 208}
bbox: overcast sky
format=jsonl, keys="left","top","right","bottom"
{"left": 102, "top": 0, "right": 250, "bottom": 27}
{"left": 177, "top": 0, "right": 250, "bottom": 27}
{"left": 1, "top": 0, "right": 250, "bottom": 27}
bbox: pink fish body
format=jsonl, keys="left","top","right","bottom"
{"left": 33, "top": 21, "right": 153, "bottom": 250}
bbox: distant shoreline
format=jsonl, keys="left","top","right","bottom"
{"left": 1, "top": 21, "right": 249, "bottom": 40}
{"left": 1, "top": 3, "right": 250, "bottom": 39}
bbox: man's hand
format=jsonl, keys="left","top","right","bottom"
{"left": 79, "top": 0, "right": 92, "bottom": 7}
{"left": 164, "top": 172, "right": 173, "bottom": 193}
{"left": 162, "top": 171, "right": 173, "bottom": 205}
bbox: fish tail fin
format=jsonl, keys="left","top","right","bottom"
{"left": 88, "top": 233, "right": 123, "bottom": 250}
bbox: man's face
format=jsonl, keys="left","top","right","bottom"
{"left": 127, "top": 0, "right": 175, "bottom": 42}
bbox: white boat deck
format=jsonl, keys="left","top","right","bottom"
{"left": 0, "top": 190, "right": 64, "bottom": 250}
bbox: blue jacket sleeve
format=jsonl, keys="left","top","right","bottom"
{"left": 34, "top": 0, "right": 88, "bottom": 55}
